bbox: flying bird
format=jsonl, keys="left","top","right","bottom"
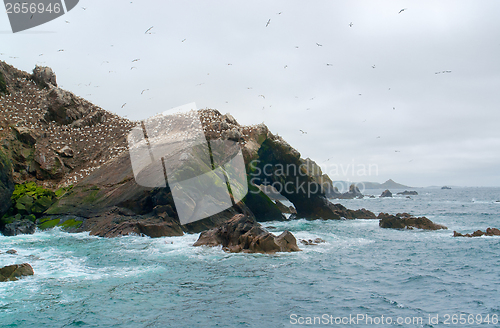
{"left": 316, "top": 43, "right": 323, "bottom": 47}
{"left": 82, "top": 7, "right": 86, "bottom": 10}
{"left": 372, "top": 65, "right": 376, "bottom": 68}
{"left": 326, "top": 63, "right": 332, "bottom": 66}
{"left": 121, "top": 103, "right": 127, "bottom": 108}
{"left": 299, "top": 130, "right": 307, "bottom": 134}
{"left": 181, "top": 39, "right": 186, "bottom": 42}
{"left": 144, "top": 26, "right": 154, "bottom": 34}
{"left": 132, "top": 59, "right": 140, "bottom": 62}
{"left": 284, "top": 65, "right": 288, "bottom": 68}
{"left": 266, "top": 19, "right": 271, "bottom": 27}
{"left": 141, "top": 89, "right": 149, "bottom": 94}
{"left": 131, "top": 67, "right": 137, "bottom": 70}
{"left": 58, "top": 49, "right": 64, "bottom": 52}
{"left": 398, "top": 8, "right": 407, "bottom": 13}
{"left": 258, "top": 95, "right": 265, "bottom": 99}
{"left": 349, "top": 22, "right": 353, "bottom": 27}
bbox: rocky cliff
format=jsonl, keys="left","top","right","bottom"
{"left": 0, "top": 61, "right": 380, "bottom": 237}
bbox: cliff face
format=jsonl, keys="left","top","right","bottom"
{"left": 0, "top": 61, "right": 366, "bottom": 237}
{"left": 0, "top": 148, "right": 14, "bottom": 218}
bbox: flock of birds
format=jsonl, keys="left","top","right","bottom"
{"left": 0, "top": 69, "right": 279, "bottom": 188}
{"left": 0, "top": 74, "right": 136, "bottom": 187}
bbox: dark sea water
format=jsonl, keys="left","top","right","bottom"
{"left": 1, "top": 187, "right": 499, "bottom": 327}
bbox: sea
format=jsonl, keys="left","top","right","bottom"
{"left": 1, "top": 187, "right": 499, "bottom": 328}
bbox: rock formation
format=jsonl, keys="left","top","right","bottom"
{"left": 453, "top": 228, "right": 500, "bottom": 237}
{"left": 380, "top": 189, "right": 392, "bottom": 197}
{"left": 193, "top": 214, "right": 300, "bottom": 253}
{"left": 397, "top": 190, "right": 418, "bottom": 195}
{"left": 0, "top": 263, "right": 34, "bottom": 282}
{"left": 378, "top": 213, "right": 447, "bottom": 230}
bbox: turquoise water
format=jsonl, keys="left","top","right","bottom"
{"left": 1, "top": 188, "right": 499, "bottom": 327}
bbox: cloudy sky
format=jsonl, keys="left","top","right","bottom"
{"left": 2, "top": 0, "right": 500, "bottom": 187}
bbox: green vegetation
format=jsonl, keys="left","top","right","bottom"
{"left": 1, "top": 182, "right": 57, "bottom": 226}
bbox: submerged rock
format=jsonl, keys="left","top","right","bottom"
{"left": 299, "top": 238, "right": 325, "bottom": 246}
{"left": 378, "top": 213, "right": 447, "bottom": 230}
{"left": 193, "top": 214, "right": 301, "bottom": 254}
{"left": 453, "top": 228, "right": 500, "bottom": 237}
{"left": 0, "top": 263, "right": 34, "bottom": 282}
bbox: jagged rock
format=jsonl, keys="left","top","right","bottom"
{"left": 0, "top": 149, "right": 14, "bottom": 218}
{"left": 378, "top": 213, "right": 447, "bottom": 230}
{"left": 334, "top": 184, "right": 364, "bottom": 199}
{"left": 397, "top": 190, "right": 418, "bottom": 195}
{"left": 32, "top": 65, "right": 57, "bottom": 88}
{"left": 44, "top": 87, "right": 96, "bottom": 125}
{"left": 380, "top": 189, "right": 392, "bottom": 197}
{"left": 222, "top": 113, "right": 239, "bottom": 126}
{"left": 2, "top": 219, "right": 36, "bottom": 236}
{"left": 453, "top": 228, "right": 500, "bottom": 237}
{"left": 0, "top": 263, "right": 34, "bottom": 282}
{"left": 57, "top": 146, "right": 74, "bottom": 158}
{"left": 193, "top": 214, "right": 300, "bottom": 253}
{"left": 274, "top": 200, "right": 296, "bottom": 214}
{"left": 12, "top": 127, "right": 37, "bottom": 146}
{"left": 33, "top": 146, "right": 66, "bottom": 180}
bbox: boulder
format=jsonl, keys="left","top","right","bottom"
{"left": 0, "top": 263, "right": 34, "bottom": 282}
{"left": 0, "top": 149, "right": 15, "bottom": 218}
{"left": 380, "top": 189, "right": 392, "bottom": 197}
{"left": 453, "top": 228, "right": 500, "bottom": 237}
{"left": 6, "top": 249, "right": 17, "bottom": 254}
{"left": 378, "top": 213, "right": 447, "bottom": 230}
{"left": 32, "top": 65, "right": 57, "bottom": 88}
{"left": 193, "top": 214, "right": 300, "bottom": 253}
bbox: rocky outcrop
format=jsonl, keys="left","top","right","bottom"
{"left": 0, "top": 149, "right": 14, "bottom": 218}
{"left": 193, "top": 214, "right": 300, "bottom": 253}
{"left": 351, "top": 208, "right": 377, "bottom": 219}
{"left": 397, "top": 190, "right": 418, "bottom": 195}
{"left": 378, "top": 213, "right": 447, "bottom": 230}
{"left": 334, "top": 184, "right": 364, "bottom": 199}
{"left": 274, "top": 200, "right": 296, "bottom": 214}
{"left": 453, "top": 228, "right": 500, "bottom": 237}
{"left": 380, "top": 189, "right": 392, "bottom": 197}
{"left": 0, "top": 263, "right": 34, "bottom": 282}
{"left": 441, "top": 186, "right": 451, "bottom": 190}
{"left": 32, "top": 66, "right": 57, "bottom": 89}
{"left": 2, "top": 220, "right": 36, "bottom": 236}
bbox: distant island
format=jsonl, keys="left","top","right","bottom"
{"left": 441, "top": 186, "right": 452, "bottom": 190}
{"left": 331, "top": 179, "right": 411, "bottom": 190}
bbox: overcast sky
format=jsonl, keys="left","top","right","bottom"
{"left": 2, "top": 0, "right": 500, "bottom": 187}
